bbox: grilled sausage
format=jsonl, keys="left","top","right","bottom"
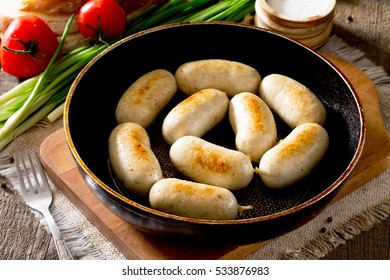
{"left": 256, "top": 123, "right": 329, "bottom": 189}
{"left": 175, "top": 59, "right": 261, "bottom": 98}
{"left": 108, "top": 122, "right": 163, "bottom": 196}
{"left": 149, "top": 178, "right": 241, "bottom": 220}
{"left": 170, "top": 136, "right": 254, "bottom": 190}
{"left": 115, "top": 69, "right": 177, "bottom": 128}
{"left": 229, "top": 92, "right": 277, "bottom": 162}
{"left": 162, "top": 88, "right": 229, "bottom": 145}
{"left": 258, "top": 74, "right": 326, "bottom": 128}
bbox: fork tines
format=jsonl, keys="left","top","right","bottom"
{"left": 15, "top": 149, "right": 51, "bottom": 196}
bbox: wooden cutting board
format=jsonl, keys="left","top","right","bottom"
{"left": 39, "top": 55, "right": 390, "bottom": 259}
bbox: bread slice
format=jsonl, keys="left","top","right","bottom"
{"left": 0, "top": 0, "right": 85, "bottom": 34}
{"left": 0, "top": 0, "right": 86, "bottom": 52}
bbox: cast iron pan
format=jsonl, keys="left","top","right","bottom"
{"left": 64, "top": 22, "right": 365, "bottom": 245}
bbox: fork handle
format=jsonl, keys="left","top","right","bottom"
{"left": 55, "top": 239, "right": 74, "bottom": 260}
{"left": 42, "top": 209, "right": 74, "bottom": 260}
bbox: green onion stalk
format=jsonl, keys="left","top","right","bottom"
{"left": 0, "top": 0, "right": 255, "bottom": 151}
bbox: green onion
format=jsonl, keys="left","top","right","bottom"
{"left": 0, "top": 0, "right": 255, "bottom": 151}
{"left": 129, "top": 0, "right": 213, "bottom": 30}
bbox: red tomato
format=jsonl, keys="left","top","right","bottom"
{"left": 78, "top": 0, "right": 127, "bottom": 43}
{"left": 0, "top": 15, "right": 59, "bottom": 78}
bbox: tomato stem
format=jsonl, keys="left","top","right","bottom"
{"left": 2, "top": 38, "right": 46, "bottom": 62}
{"left": 80, "top": 14, "right": 109, "bottom": 46}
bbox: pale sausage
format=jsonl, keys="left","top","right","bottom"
{"left": 115, "top": 69, "right": 177, "bottom": 128}
{"left": 229, "top": 92, "right": 277, "bottom": 162}
{"left": 256, "top": 123, "right": 329, "bottom": 189}
{"left": 162, "top": 88, "right": 229, "bottom": 145}
{"left": 258, "top": 74, "right": 326, "bottom": 128}
{"left": 170, "top": 136, "right": 254, "bottom": 190}
{"left": 175, "top": 59, "right": 261, "bottom": 98}
{"left": 108, "top": 122, "right": 163, "bottom": 196}
{"left": 149, "top": 178, "right": 241, "bottom": 220}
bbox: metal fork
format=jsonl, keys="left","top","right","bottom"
{"left": 14, "top": 149, "right": 74, "bottom": 260}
